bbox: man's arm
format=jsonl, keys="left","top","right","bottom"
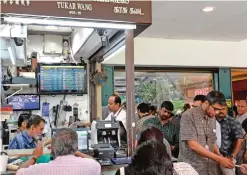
{"left": 18, "top": 141, "right": 43, "bottom": 169}
{"left": 18, "top": 157, "right": 36, "bottom": 169}
{"left": 188, "top": 140, "right": 233, "bottom": 168}
{"left": 74, "top": 151, "right": 93, "bottom": 159}
{"left": 214, "top": 143, "right": 221, "bottom": 156}
{"left": 232, "top": 139, "right": 244, "bottom": 158}
{"left": 172, "top": 125, "right": 179, "bottom": 151}
{"left": 232, "top": 120, "right": 245, "bottom": 158}
{"left": 8, "top": 137, "right": 18, "bottom": 149}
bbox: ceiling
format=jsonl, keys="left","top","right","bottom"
{"left": 140, "top": 1, "right": 247, "bottom": 41}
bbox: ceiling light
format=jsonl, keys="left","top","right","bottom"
{"left": 7, "top": 46, "right": 16, "bottom": 65}
{"left": 4, "top": 17, "right": 136, "bottom": 30}
{"left": 45, "top": 26, "right": 58, "bottom": 30}
{"left": 202, "top": 6, "right": 215, "bottom": 12}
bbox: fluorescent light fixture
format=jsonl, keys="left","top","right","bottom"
{"left": 202, "top": 6, "right": 215, "bottom": 12}
{"left": 4, "top": 17, "right": 136, "bottom": 30}
{"left": 7, "top": 46, "right": 15, "bottom": 65}
{"left": 104, "top": 45, "right": 125, "bottom": 62}
{"left": 45, "top": 26, "right": 58, "bottom": 30}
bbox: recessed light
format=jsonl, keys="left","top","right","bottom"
{"left": 202, "top": 6, "right": 215, "bottom": 12}
{"left": 45, "top": 26, "right": 58, "bottom": 30}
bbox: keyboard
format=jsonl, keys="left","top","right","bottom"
{"left": 98, "top": 159, "right": 112, "bottom": 166}
{"left": 111, "top": 157, "right": 132, "bottom": 165}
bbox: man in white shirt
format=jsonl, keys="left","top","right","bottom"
{"left": 105, "top": 95, "right": 126, "bottom": 130}
{"left": 237, "top": 100, "right": 247, "bottom": 124}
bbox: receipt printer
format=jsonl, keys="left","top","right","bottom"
{"left": 93, "top": 143, "right": 115, "bottom": 160}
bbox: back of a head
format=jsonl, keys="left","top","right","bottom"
{"left": 137, "top": 103, "right": 150, "bottom": 113}
{"left": 52, "top": 128, "right": 78, "bottom": 158}
{"left": 193, "top": 95, "right": 206, "bottom": 103}
{"left": 206, "top": 91, "right": 226, "bottom": 106}
{"left": 26, "top": 114, "right": 45, "bottom": 129}
{"left": 18, "top": 113, "right": 31, "bottom": 127}
{"left": 150, "top": 105, "right": 157, "bottom": 112}
{"left": 183, "top": 103, "right": 191, "bottom": 111}
{"left": 129, "top": 141, "right": 173, "bottom": 175}
{"left": 138, "top": 126, "right": 164, "bottom": 145}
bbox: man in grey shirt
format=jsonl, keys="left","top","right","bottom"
{"left": 178, "top": 91, "right": 234, "bottom": 175}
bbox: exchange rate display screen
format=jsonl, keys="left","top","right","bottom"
{"left": 38, "top": 64, "right": 86, "bottom": 94}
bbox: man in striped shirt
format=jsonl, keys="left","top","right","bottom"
{"left": 16, "top": 128, "right": 101, "bottom": 175}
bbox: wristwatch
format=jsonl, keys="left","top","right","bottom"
{"left": 31, "top": 156, "right": 37, "bottom": 163}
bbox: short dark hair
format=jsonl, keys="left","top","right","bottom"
{"left": 129, "top": 141, "right": 173, "bottom": 175}
{"left": 111, "top": 94, "right": 121, "bottom": 106}
{"left": 193, "top": 95, "right": 206, "bottom": 103}
{"left": 150, "top": 105, "right": 157, "bottom": 112}
{"left": 242, "top": 118, "right": 247, "bottom": 133}
{"left": 160, "top": 101, "right": 174, "bottom": 111}
{"left": 183, "top": 103, "right": 191, "bottom": 111}
{"left": 206, "top": 91, "right": 226, "bottom": 106}
{"left": 233, "top": 105, "right": 238, "bottom": 116}
{"left": 18, "top": 113, "right": 31, "bottom": 127}
{"left": 138, "top": 126, "right": 164, "bottom": 145}
{"left": 27, "top": 114, "right": 45, "bottom": 129}
{"left": 137, "top": 103, "right": 150, "bottom": 113}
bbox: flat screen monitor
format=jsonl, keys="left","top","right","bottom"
{"left": 7, "top": 94, "right": 40, "bottom": 111}
{"left": 37, "top": 63, "right": 86, "bottom": 94}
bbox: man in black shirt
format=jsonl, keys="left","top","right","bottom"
{"left": 216, "top": 105, "right": 243, "bottom": 174}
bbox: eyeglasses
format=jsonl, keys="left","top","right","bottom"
{"left": 210, "top": 105, "right": 225, "bottom": 112}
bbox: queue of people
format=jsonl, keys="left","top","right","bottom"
{"left": 7, "top": 91, "right": 247, "bottom": 175}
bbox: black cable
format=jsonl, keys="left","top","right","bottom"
{"left": 48, "top": 108, "right": 54, "bottom": 129}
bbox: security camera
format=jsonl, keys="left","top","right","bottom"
{"left": 95, "top": 29, "right": 109, "bottom": 47}
{"left": 14, "top": 37, "right": 24, "bottom": 46}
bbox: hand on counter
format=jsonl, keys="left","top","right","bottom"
{"left": 74, "top": 151, "right": 93, "bottom": 159}
{"left": 17, "top": 141, "right": 43, "bottom": 170}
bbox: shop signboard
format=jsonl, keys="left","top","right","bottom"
{"left": 194, "top": 87, "right": 209, "bottom": 96}
{"left": 1, "top": 0, "right": 152, "bottom": 24}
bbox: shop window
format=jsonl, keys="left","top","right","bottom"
{"left": 232, "top": 69, "right": 247, "bottom": 105}
{"left": 114, "top": 71, "right": 213, "bottom": 113}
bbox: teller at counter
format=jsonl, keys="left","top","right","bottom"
{"left": 8, "top": 115, "right": 45, "bottom": 149}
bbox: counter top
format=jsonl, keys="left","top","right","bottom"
{"left": 5, "top": 148, "right": 51, "bottom": 157}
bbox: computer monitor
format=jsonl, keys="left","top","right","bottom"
{"left": 51, "top": 128, "right": 89, "bottom": 153}
{"left": 76, "top": 128, "right": 89, "bottom": 152}
{"left": 7, "top": 94, "right": 40, "bottom": 111}
{"left": 37, "top": 63, "right": 87, "bottom": 94}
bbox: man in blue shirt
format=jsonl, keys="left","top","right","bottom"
{"left": 9, "top": 115, "right": 45, "bottom": 149}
